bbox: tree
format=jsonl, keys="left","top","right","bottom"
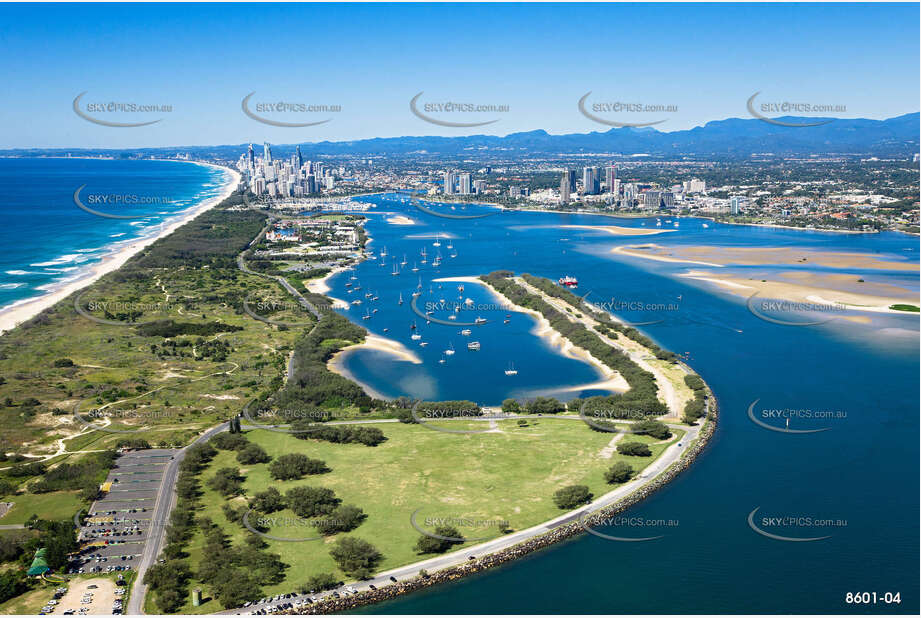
{"left": 632, "top": 419, "right": 671, "bottom": 440}
{"left": 236, "top": 443, "right": 270, "bottom": 465}
{"left": 553, "top": 485, "right": 592, "bottom": 509}
{"left": 299, "top": 572, "right": 341, "bottom": 594}
{"left": 329, "top": 536, "right": 383, "bottom": 578}
{"left": 314, "top": 504, "right": 366, "bottom": 535}
{"left": 604, "top": 461, "right": 634, "bottom": 484}
{"left": 210, "top": 432, "right": 249, "bottom": 451}
{"left": 617, "top": 442, "right": 652, "bottom": 457}
{"left": 251, "top": 487, "right": 285, "bottom": 513}
{"left": 207, "top": 467, "right": 244, "bottom": 496}
{"left": 285, "top": 486, "right": 339, "bottom": 518}
{"left": 269, "top": 453, "right": 329, "bottom": 480}
{"left": 414, "top": 526, "right": 464, "bottom": 554}
{"left": 501, "top": 398, "right": 521, "bottom": 414}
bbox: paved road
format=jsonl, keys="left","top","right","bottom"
{"left": 127, "top": 422, "right": 230, "bottom": 615}
{"left": 221, "top": 417, "right": 701, "bottom": 615}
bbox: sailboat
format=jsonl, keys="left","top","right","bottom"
{"left": 444, "top": 342, "right": 455, "bottom": 356}
{"left": 380, "top": 246, "right": 387, "bottom": 257}
{"left": 447, "top": 240, "right": 454, "bottom": 250}
{"left": 504, "top": 362, "right": 518, "bottom": 376}
{"left": 398, "top": 292, "right": 404, "bottom": 305}
{"left": 411, "top": 262, "right": 419, "bottom": 272}
{"left": 362, "top": 309, "right": 371, "bottom": 320}
{"left": 401, "top": 254, "right": 408, "bottom": 266}
{"left": 432, "top": 234, "right": 441, "bottom": 247}
{"left": 392, "top": 264, "right": 400, "bottom": 276}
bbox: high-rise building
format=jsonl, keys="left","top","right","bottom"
{"left": 458, "top": 173, "right": 472, "bottom": 195}
{"left": 611, "top": 179, "right": 621, "bottom": 198}
{"left": 730, "top": 196, "right": 743, "bottom": 214}
{"left": 604, "top": 165, "right": 617, "bottom": 193}
{"left": 560, "top": 171, "right": 571, "bottom": 205}
{"left": 295, "top": 145, "right": 303, "bottom": 170}
{"left": 473, "top": 179, "right": 486, "bottom": 194}
{"left": 443, "top": 171, "right": 457, "bottom": 195}
{"left": 247, "top": 144, "right": 255, "bottom": 170}
{"left": 582, "top": 167, "right": 595, "bottom": 195}
{"left": 643, "top": 191, "right": 661, "bottom": 210}
{"left": 306, "top": 174, "right": 317, "bottom": 194}
{"left": 662, "top": 192, "right": 675, "bottom": 208}
{"left": 263, "top": 142, "right": 272, "bottom": 164}
{"left": 568, "top": 170, "right": 577, "bottom": 193}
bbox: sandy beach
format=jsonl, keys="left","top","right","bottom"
{"left": 680, "top": 269, "right": 920, "bottom": 315}
{"left": 614, "top": 243, "right": 918, "bottom": 271}
{"left": 386, "top": 215, "right": 416, "bottom": 225}
{"left": 326, "top": 333, "right": 423, "bottom": 400}
{"left": 559, "top": 224, "right": 676, "bottom": 236}
{"left": 435, "top": 276, "right": 630, "bottom": 395}
{"left": 0, "top": 161, "right": 240, "bottom": 335}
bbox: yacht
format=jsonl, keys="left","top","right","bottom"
{"left": 504, "top": 362, "right": 518, "bottom": 376}
{"left": 444, "top": 343, "right": 455, "bottom": 356}
{"left": 411, "top": 262, "right": 420, "bottom": 272}
{"left": 419, "top": 341, "right": 428, "bottom": 347}
{"left": 398, "top": 293, "right": 404, "bottom": 305}
{"left": 401, "top": 254, "right": 408, "bottom": 266}
{"left": 460, "top": 329, "right": 472, "bottom": 336}
{"left": 392, "top": 264, "right": 400, "bottom": 276}
{"left": 432, "top": 234, "right": 441, "bottom": 247}
{"left": 467, "top": 341, "right": 481, "bottom": 351}
{"left": 362, "top": 310, "right": 371, "bottom": 320}
{"left": 474, "top": 317, "right": 487, "bottom": 325}
{"left": 411, "top": 333, "right": 422, "bottom": 341}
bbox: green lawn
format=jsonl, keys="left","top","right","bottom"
{"left": 0, "top": 491, "right": 83, "bottom": 525}
{"left": 176, "top": 418, "right": 680, "bottom": 613}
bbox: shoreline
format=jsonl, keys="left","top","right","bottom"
{"left": 434, "top": 276, "right": 630, "bottom": 396}
{"left": 0, "top": 160, "right": 240, "bottom": 335}
{"left": 326, "top": 334, "right": 423, "bottom": 401}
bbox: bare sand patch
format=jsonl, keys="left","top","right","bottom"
{"left": 51, "top": 577, "right": 116, "bottom": 615}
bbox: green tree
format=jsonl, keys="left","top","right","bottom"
{"left": 604, "top": 461, "right": 634, "bottom": 484}
{"left": 553, "top": 485, "right": 592, "bottom": 509}
{"left": 413, "top": 526, "right": 464, "bottom": 554}
{"left": 328, "top": 536, "right": 383, "bottom": 578}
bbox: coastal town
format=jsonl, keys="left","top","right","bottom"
{"left": 226, "top": 144, "right": 919, "bottom": 235}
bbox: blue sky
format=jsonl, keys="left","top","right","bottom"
{"left": 0, "top": 2, "right": 917, "bottom": 149}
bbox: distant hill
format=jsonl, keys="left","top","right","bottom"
{"left": 4, "top": 113, "right": 918, "bottom": 159}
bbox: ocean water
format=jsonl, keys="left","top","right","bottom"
{"left": 326, "top": 195, "right": 919, "bottom": 614}
{"left": 0, "top": 157, "right": 230, "bottom": 314}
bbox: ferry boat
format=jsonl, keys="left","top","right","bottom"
{"left": 474, "top": 317, "right": 487, "bottom": 325}
{"left": 467, "top": 341, "right": 481, "bottom": 351}
{"left": 504, "top": 362, "right": 518, "bottom": 376}
{"left": 558, "top": 275, "right": 579, "bottom": 288}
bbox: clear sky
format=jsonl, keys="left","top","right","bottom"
{"left": 0, "top": 2, "right": 917, "bottom": 149}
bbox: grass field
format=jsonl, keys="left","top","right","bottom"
{"left": 0, "top": 491, "right": 83, "bottom": 525}
{"left": 174, "top": 417, "right": 680, "bottom": 613}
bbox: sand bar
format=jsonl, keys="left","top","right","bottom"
{"left": 559, "top": 224, "right": 676, "bottom": 236}
{"left": 0, "top": 162, "right": 240, "bottom": 334}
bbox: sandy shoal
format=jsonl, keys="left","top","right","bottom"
{"left": 386, "top": 215, "right": 416, "bottom": 225}
{"left": 559, "top": 224, "right": 676, "bottom": 236}
{"left": 0, "top": 162, "right": 240, "bottom": 334}
{"left": 681, "top": 269, "right": 920, "bottom": 314}
{"left": 614, "top": 243, "right": 918, "bottom": 271}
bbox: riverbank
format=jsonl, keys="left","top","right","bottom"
{"left": 326, "top": 333, "right": 423, "bottom": 400}
{"left": 0, "top": 161, "right": 240, "bottom": 334}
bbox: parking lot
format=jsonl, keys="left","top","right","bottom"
{"left": 69, "top": 449, "right": 177, "bottom": 576}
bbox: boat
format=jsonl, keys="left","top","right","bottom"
{"left": 345, "top": 282, "right": 353, "bottom": 288}
{"left": 372, "top": 308, "right": 378, "bottom": 313}
{"left": 411, "top": 262, "right": 419, "bottom": 272}
{"left": 467, "top": 341, "right": 481, "bottom": 350}
{"left": 460, "top": 329, "right": 472, "bottom": 336}
{"left": 392, "top": 265, "right": 400, "bottom": 276}
{"left": 410, "top": 321, "right": 417, "bottom": 330}
{"left": 398, "top": 293, "right": 404, "bottom": 305}
{"left": 419, "top": 341, "right": 428, "bottom": 347}
{"left": 362, "top": 310, "right": 371, "bottom": 320}
{"left": 474, "top": 317, "right": 487, "bottom": 324}
{"left": 504, "top": 362, "right": 518, "bottom": 376}
{"left": 372, "top": 294, "right": 379, "bottom": 301}
{"left": 450, "top": 251, "right": 458, "bottom": 258}
{"left": 444, "top": 343, "right": 455, "bottom": 356}
{"left": 447, "top": 241, "right": 454, "bottom": 250}
{"left": 382, "top": 328, "right": 389, "bottom": 333}
{"left": 411, "top": 333, "right": 422, "bottom": 340}
{"left": 432, "top": 234, "right": 441, "bottom": 247}
{"left": 438, "top": 357, "right": 446, "bottom": 364}
{"left": 350, "top": 275, "right": 358, "bottom": 281}
{"left": 448, "top": 314, "right": 457, "bottom": 320}
{"left": 365, "top": 292, "right": 373, "bottom": 298}
{"left": 351, "top": 299, "right": 362, "bottom": 305}
{"left": 457, "top": 284, "right": 464, "bottom": 293}
{"left": 380, "top": 246, "right": 387, "bottom": 257}
{"left": 464, "top": 298, "right": 474, "bottom": 306}
{"left": 411, "top": 290, "right": 422, "bottom": 298}
{"left": 558, "top": 275, "right": 578, "bottom": 288}
{"left": 401, "top": 254, "right": 408, "bottom": 266}
{"left": 702, "top": 223, "right": 709, "bottom": 228}
{"left": 503, "top": 317, "right": 510, "bottom": 324}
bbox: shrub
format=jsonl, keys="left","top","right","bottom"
{"left": 604, "top": 461, "right": 634, "bottom": 484}
{"left": 617, "top": 442, "right": 652, "bottom": 457}
{"left": 553, "top": 485, "right": 592, "bottom": 509}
